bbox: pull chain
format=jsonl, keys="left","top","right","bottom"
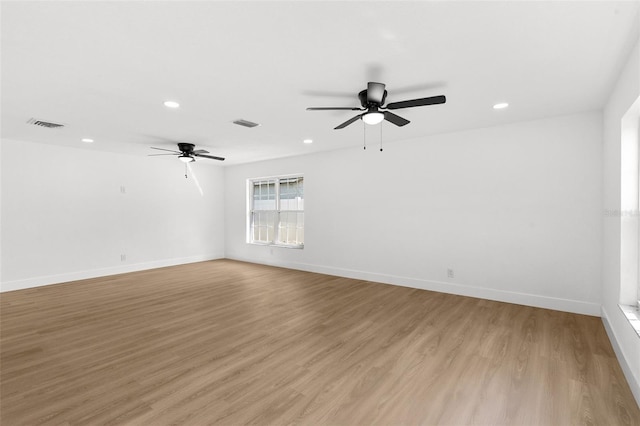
{"left": 185, "top": 163, "right": 188, "bottom": 179}
{"left": 380, "top": 121, "right": 383, "bottom": 152}
{"left": 363, "top": 120, "right": 367, "bottom": 150}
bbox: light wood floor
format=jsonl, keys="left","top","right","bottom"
{"left": 1, "top": 260, "right": 639, "bottom": 425}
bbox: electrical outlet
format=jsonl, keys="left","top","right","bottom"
{"left": 120, "top": 186, "right": 126, "bottom": 194}
{"left": 121, "top": 254, "right": 127, "bottom": 262}
{"left": 447, "top": 268, "right": 455, "bottom": 279}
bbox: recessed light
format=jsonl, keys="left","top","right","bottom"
{"left": 303, "top": 139, "right": 313, "bottom": 144}
{"left": 493, "top": 102, "right": 509, "bottom": 110}
{"left": 81, "top": 138, "right": 94, "bottom": 143}
{"left": 163, "top": 100, "right": 180, "bottom": 108}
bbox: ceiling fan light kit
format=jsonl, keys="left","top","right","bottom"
{"left": 362, "top": 111, "right": 384, "bottom": 125}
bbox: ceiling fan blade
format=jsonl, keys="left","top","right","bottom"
{"left": 195, "top": 153, "right": 225, "bottom": 161}
{"left": 384, "top": 111, "right": 410, "bottom": 127}
{"left": 302, "top": 90, "right": 355, "bottom": 98}
{"left": 307, "top": 107, "right": 362, "bottom": 111}
{"left": 334, "top": 114, "right": 363, "bottom": 129}
{"left": 148, "top": 153, "right": 178, "bottom": 156}
{"left": 193, "top": 149, "right": 209, "bottom": 154}
{"left": 386, "top": 95, "right": 446, "bottom": 110}
{"left": 150, "top": 146, "right": 181, "bottom": 153}
{"left": 367, "top": 82, "right": 386, "bottom": 104}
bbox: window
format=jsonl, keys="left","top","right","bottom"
{"left": 248, "top": 175, "right": 304, "bottom": 248}
{"left": 619, "top": 97, "right": 640, "bottom": 336}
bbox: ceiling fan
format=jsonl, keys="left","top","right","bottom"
{"left": 307, "top": 82, "right": 446, "bottom": 129}
{"left": 149, "top": 142, "right": 224, "bottom": 162}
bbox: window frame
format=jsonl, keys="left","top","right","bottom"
{"left": 247, "top": 174, "right": 304, "bottom": 249}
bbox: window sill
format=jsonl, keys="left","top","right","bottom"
{"left": 249, "top": 242, "right": 304, "bottom": 250}
{"left": 619, "top": 304, "right": 640, "bottom": 337}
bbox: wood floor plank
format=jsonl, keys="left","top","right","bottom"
{"left": 1, "top": 259, "right": 639, "bottom": 425}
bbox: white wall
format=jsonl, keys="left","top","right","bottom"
{"left": 602, "top": 36, "right": 640, "bottom": 405}
{"left": 225, "top": 111, "right": 603, "bottom": 316}
{"left": 0, "top": 139, "right": 225, "bottom": 291}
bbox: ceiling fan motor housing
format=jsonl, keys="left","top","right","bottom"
{"left": 177, "top": 142, "right": 195, "bottom": 153}
{"left": 359, "top": 89, "right": 387, "bottom": 108}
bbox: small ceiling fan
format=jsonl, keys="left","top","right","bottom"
{"left": 307, "top": 82, "right": 446, "bottom": 129}
{"left": 149, "top": 142, "right": 224, "bottom": 162}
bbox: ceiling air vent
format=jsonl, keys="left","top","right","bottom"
{"left": 27, "top": 118, "right": 65, "bottom": 129}
{"left": 232, "top": 119, "right": 260, "bottom": 128}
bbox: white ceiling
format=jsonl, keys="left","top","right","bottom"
{"left": 2, "top": 1, "right": 639, "bottom": 165}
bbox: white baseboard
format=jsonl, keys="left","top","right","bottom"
{"left": 601, "top": 306, "right": 640, "bottom": 408}
{"left": 0, "top": 253, "right": 225, "bottom": 292}
{"left": 227, "top": 256, "right": 601, "bottom": 317}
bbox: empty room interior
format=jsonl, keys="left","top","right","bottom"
{"left": 2, "top": 1, "right": 640, "bottom": 425}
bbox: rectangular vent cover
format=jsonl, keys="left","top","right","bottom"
{"left": 27, "top": 118, "right": 65, "bottom": 129}
{"left": 232, "top": 119, "right": 260, "bottom": 128}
